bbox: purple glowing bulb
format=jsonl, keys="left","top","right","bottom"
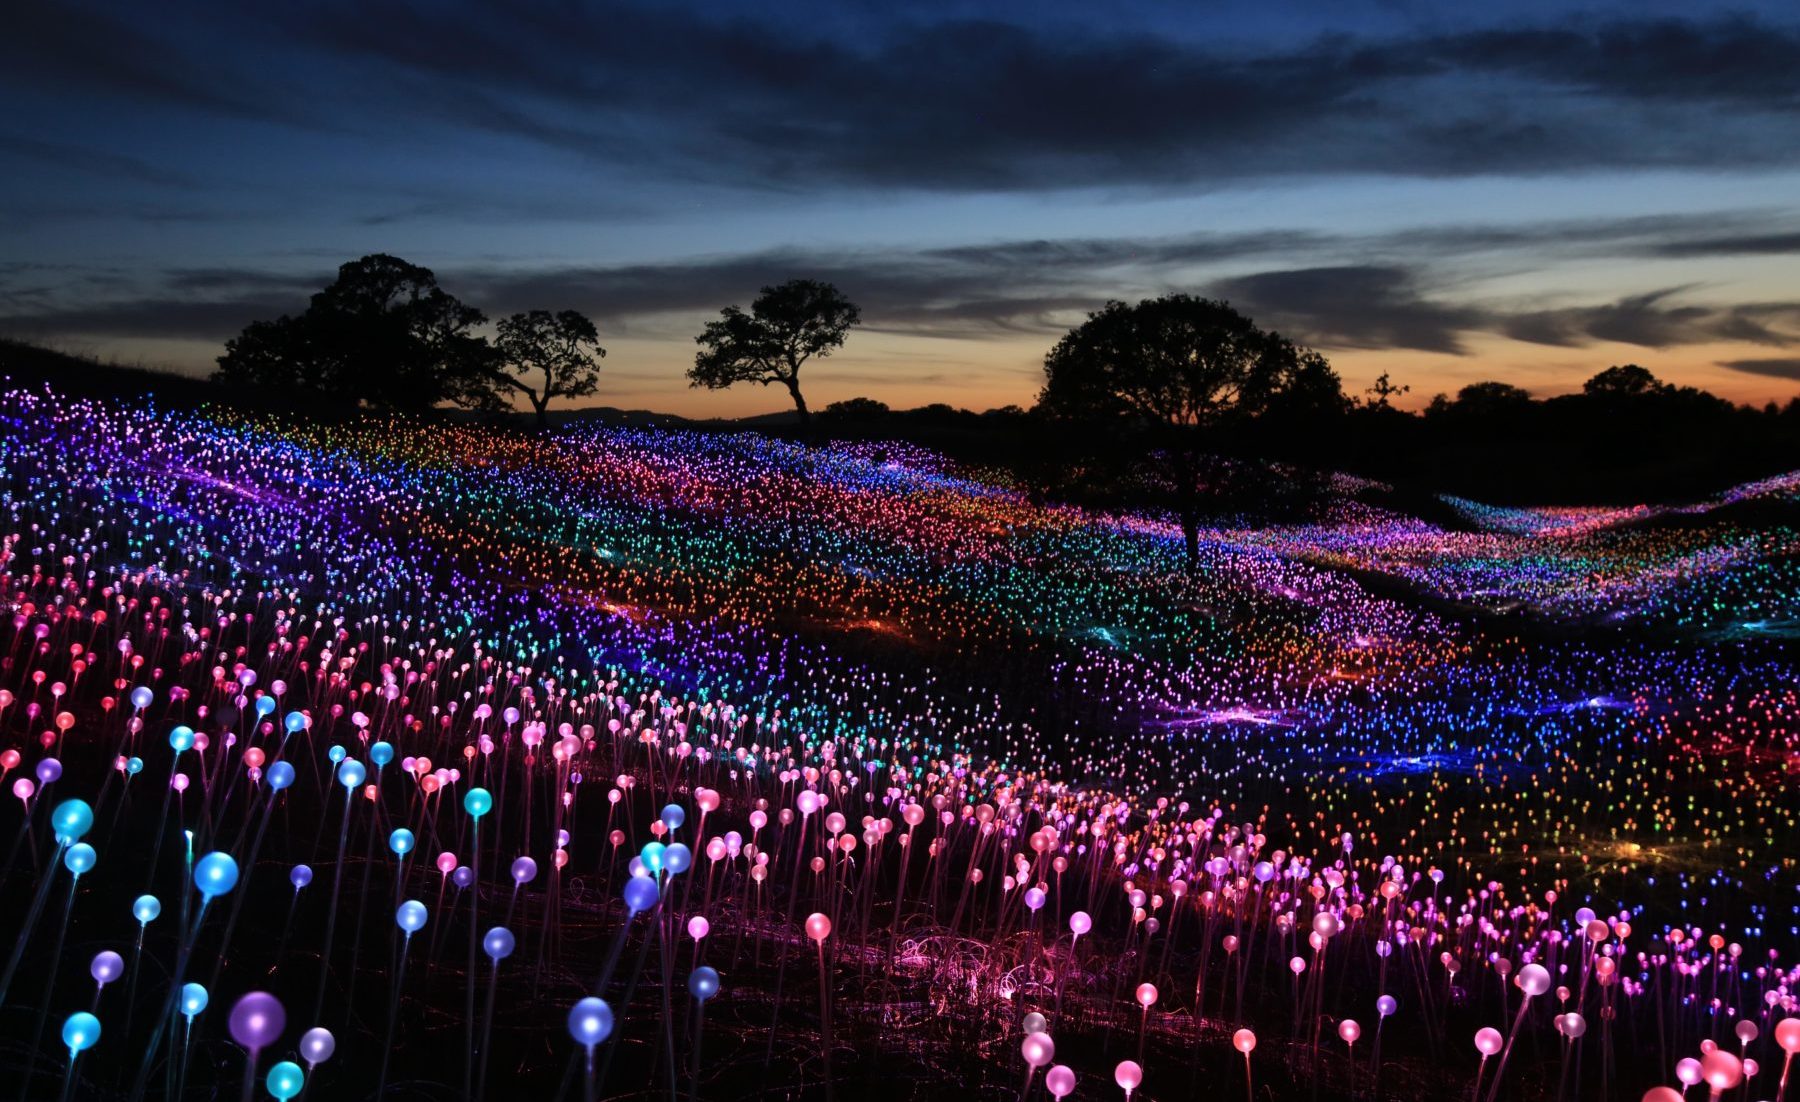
{"left": 228, "top": 991, "right": 286, "bottom": 1054}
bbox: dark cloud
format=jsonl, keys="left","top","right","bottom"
{"left": 1427, "top": 17, "right": 1800, "bottom": 104}
{"left": 328, "top": 9, "right": 1800, "bottom": 187}
{"left": 1, "top": 5, "right": 296, "bottom": 125}
{"left": 1209, "top": 266, "right": 1483, "bottom": 353}
{"left": 161, "top": 269, "right": 328, "bottom": 295}
{"left": 453, "top": 252, "right": 1092, "bottom": 340}
{"left": 9, "top": 219, "right": 1800, "bottom": 357}
{"left": 8, "top": 5, "right": 1800, "bottom": 192}
{"left": 1639, "top": 232, "right": 1800, "bottom": 258}
{"left": 0, "top": 135, "right": 196, "bottom": 188}
{"left": 0, "top": 297, "right": 304, "bottom": 342}
{"left": 1718, "top": 358, "right": 1800, "bottom": 381}
{"left": 1503, "top": 292, "right": 1800, "bottom": 349}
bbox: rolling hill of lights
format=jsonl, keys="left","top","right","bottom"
{"left": 3, "top": 378, "right": 1798, "bottom": 1101}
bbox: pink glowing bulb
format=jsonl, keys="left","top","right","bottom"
{"left": 1114, "top": 1059, "right": 1142, "bottom": 1095}
{"left": 1675, "top": 1058, "right": 1703, "bottom": 1086}
{"left": 1021, "top": 1032, "right": 1055, "bottom": 1069}
{"left": 1233, "top": 1028, "right": 1256, "bottom": 1054}
{"left": 805, "top": 913, "right": 831, "bottom": 941}
{"left": 1701, "top": 1051, "right": 1742, "bottom": 1091}
{"left": 1069, "top": 911, "right": 1092, "bottom": 937}
{"left": 1045, "top": 1064, "right": 1076, "bottom": 1100}
{"left": 1475, "top": 1027, "right": 1503, "bottom": 1057}
{"left": 1776, "top": 1017, "right": 1800, "bottom": 1053}
{"left": 1135, "top": 982, "right": 1157, "bottom": 1008}
{"left": 1640, "top": 1090, "right": 1681, "bottom": 1102}
{"left": 687, "top": 916, "right": 710, "bottom": 940}
{"left": 1516, "top": 962, "right": 1551, "bottom": 997}
{"left": 1339, "top": 1019, "right": 1361, "bottom": 1044}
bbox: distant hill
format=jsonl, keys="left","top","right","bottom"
{"left": 0, "top": 339, "right": 222, "bottom": 406}
{"left": 5, "top": 338, "right": 1796, "bottom": 508}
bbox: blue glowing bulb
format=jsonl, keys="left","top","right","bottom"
{"left": 483, "top": 926, "right": 515, "bottom": 961}
{"left": 194, "top": 852, "right": 239, "bottom": 900}
{"left": 639, "top": 842, "right": 666, "bottom": 873}
{"left": 62, "top": 1012, "right": 100, "bottom": 1054}
{"left": 688, "top": 966, "right": 720, "bottom": 1002}
{"left": 396, "top": 900, "right": 428, "bottom": 934}
{"left": 133, "top": 894, "right": 161, "bottom": 925}
{"left": 623, "top": 876, "right": 659, "bottom": 916}
{"left": 51, "top": 799, "right": 94, "bottom": 844}
{"left": 267, "top": 761, "right": 296, "bottom": 790}
{"left": 266, "top": 1060, "right": 305, "bottom": 1101}
{"left": 389, "top": 828, "right": 415, "bottom": 856}
{"left": 64, "top": 843, "right": 96, "bottom": 876}
{"left": 464, "top": 787, "right": 492, "bottom": 819}
{"left": 181, "top": 982, "right": 209, "bottom": 1018}
{"left": 568, "top": 997, "right": 613, "bottom": 1047}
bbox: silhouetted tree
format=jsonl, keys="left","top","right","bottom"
{"left": 1583, "top": 363, "right": 1667, "bottom": 398}
{"left": 822, "top": 396, "right": 889, "bottom": 420}
{"left": 1037, "top": 295, "right": 1343, "bottom": 569}
{"left": 1456, "top": 381, "right": 1532, "bottom": 409}
{"left": 492, "top": 309, "right": 606, "bottom": 427}
{"left": 214, "top": 254, "right": 494, "bottom": 412}
{"left": 691, "top": 279, "right": 860, "bottom": 433}
{"left": 1364, "top": 371, "right": 1410, "bottom": 409}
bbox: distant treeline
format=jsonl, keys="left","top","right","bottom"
{"left": 818, "top": 366, "right": 1800, "bottom": 508}
{"left": 6, "top": 330, "right": 1798, "bottom": 515}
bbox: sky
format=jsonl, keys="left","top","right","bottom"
{"left": 4, "top": 0, "right": 1800, "bottom": 418}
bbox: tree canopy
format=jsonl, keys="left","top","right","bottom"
{"left": 1583, "top": 363, "right": 1666, "bottom": 398}
{"left": 213, "top": 254, "right": 495, "bottom": 412}
{"left": 691, "top": 279, "right": 860, "bottom": 432}
{"left": 493, "top": 309, "right": 606, "bottom": 426}
{"left": 1038, "top": 295, "right": 1344, "bottom": 567}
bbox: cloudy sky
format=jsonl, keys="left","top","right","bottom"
{"left": 4, "top": 0, "right": 1800, "bottom": 416}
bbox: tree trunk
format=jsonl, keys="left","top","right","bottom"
{"left": 787, "top": 381, "right": 812, "bottom": 437}
{"left": 533, "top": 394, "right": 550, "bottom": 430}
{"left": 1171, "top": 444, "right": 1203, "bottom": 574}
